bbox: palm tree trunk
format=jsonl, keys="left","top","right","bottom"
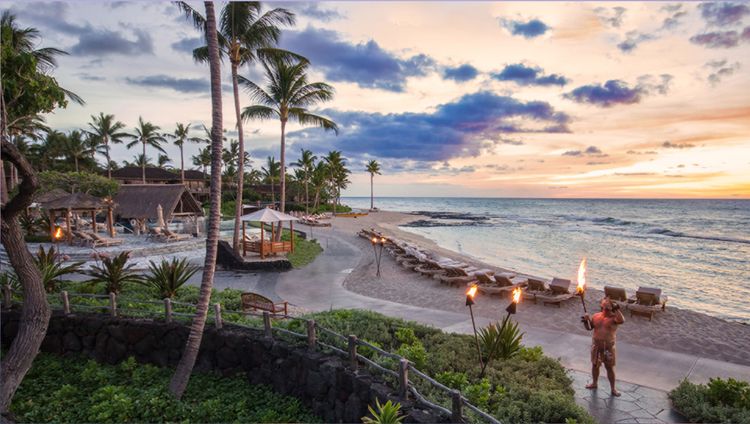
{"left": 231, "top": 62, "right": 245, "bottom": 253}
{"left": 141, "top": 140, "right": 146, "bottom": 183}
{"left": 74, "top": 156, "right": 79, "bottom": 172}
{"left": 279, "top": 119, "right": 287, "bottom": 214}
{"left": 180, "top": 145, "right": 185, "bottom": 184}
{"left": 0, "top": 140, "right": 51, "bottom": 414}
{"left": 105, "top": 138, "right": 111, "bottom": 179}
{"left": 169, "top": 0, "right": 223, "bottom": 400}
{"left": 370, "top": 173, "right": 374, "bottom": 209}
{"left": 304, "top": 176, "right": 309, "bottom": 215}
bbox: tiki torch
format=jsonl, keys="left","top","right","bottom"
{"left": 576, "top": 257, "right": 592, "bottom": 330}
{"left": 505, "top": 287, "right": 522, "bottom": 319}
{"left": 465, "top": 284, "right": 484, "bottom": 368}
{"left": 371, "top": 236, "right": 386, "bottom": 277}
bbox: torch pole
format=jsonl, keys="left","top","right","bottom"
{"left": 467, "top": 302, "right": 484, "bottom": 369}
{"left": 579, "top": 291, "right": 588, "bottom": 314}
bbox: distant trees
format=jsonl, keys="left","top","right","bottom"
{"left": 126, "top": 117, "right": 166, "bottom": 183}
{"left": 366, "top": 160, "right": 381, "bottom": 210}
{"left": 167, "top": 123, "right": 201, "bottom": 183}
{"left": 87, "top": 113, "right": 128, "bottom": 178}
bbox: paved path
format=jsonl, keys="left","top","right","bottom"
{"left": 211, "top": 229, "right": 750, "bottom": 423}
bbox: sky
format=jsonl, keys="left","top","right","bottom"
{"left": 6, "top": 1, "right": 750, "bottom": 198}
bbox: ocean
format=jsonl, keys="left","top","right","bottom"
{"left": 341, "top": 197, "right": 750, "bottom": 323}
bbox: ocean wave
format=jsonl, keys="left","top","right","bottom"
{"left": 647, "top": 228, "right": 750, "bottom": 245}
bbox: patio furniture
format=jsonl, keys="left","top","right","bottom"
{"left": 604, "top": 286, "right": 631, "bottom": 309}
{"left": 534, "top": 278, "right": 577, "bottom": 307}
{"left": 87, "top": 232, "right": 124, "bottom": 247}
{"left": 628, "top": 287, "right": 668, "bottom": 321}
{"left": 240, "top": 208, "right": 298, "bottom": 259}
{"left": 241, "top": 292, "right": 288, "bottom": 316}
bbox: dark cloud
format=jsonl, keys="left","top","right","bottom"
{"left": 497, "top": 137, "right": 524, "bottom": 146}
{"left": 698, "top": 2, "right": 750, "bottom": 27}
{"left": 618, "top": 31, "right": 656, "bottom": 53}
{"left": 274, "top": 2, "right": 344, "bottom": 22}
{"left": 594, "top": 7, "right": 627, "bottom": 28}
{"left": 627, "top": 150, "right": 658, "bottom": 155}
{"left": 662, "top": 9, "right": 687, "bottom": 30}
{"left": 500, "top": 18, "right": 549, "bottom": 38}
{"left": 279, "top": 27, "right": 435, "bottom": 92}
{"left": 10, "top": 2, "right": 85, "bottom": 36}
{"left": 171, "top": 35, "right": 203, "bottom": 54}
{"left": 125, "top": 75, "right": 209, "bottom": 93}
{"left": 75, "top": 73, "right": 105, "bottom": 81}
{"left": 617, "top": 6, "right": 686, "bottom": 53}
{"left": 492, "top": 63, "right": 568, "bottom": 86}
{"left": 690, "top": 27, "right": 750, "bottom": 48}
{"left": 70, "top": 27, "right": 154, "bottom": 56}
{"left": 563, "top": 146, "right": 606, "bottom": 157}
{"left": 442, "top": 64, "right": 479, "bottom": 82}
{"left": 286, "top": 91, "right": 570, "bottom": 162}
{"left": 662, "top": 141, "right": 695, "bottom": 149}
{"left": 706, "top": 60, "right": 741, "bottom": 85}
{"left": 564, "top": 75, "right": 672, "bottom": 107}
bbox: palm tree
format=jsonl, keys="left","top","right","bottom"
{"left": 310, "top": 161, "right": 328, "bottom": 210}
{"left": 240, "top": 58, "right": 338, "bottom": 220}
{"left": 157, "top": 154, "right": 173, "bottom": 169}
{"left": 87, "top": 113, "right": 129, "bottom": 178}
{"left": 366, "top": 160, "right": 381, "bottom": 210}
{"left": 181, "top": 2, "right": 299, "bottom": 253}
{"left": 323, "top": 150, "right": 344, "bottom": 213}
{"left": 168, "top": 123, "right": 201, "bottom": 183}
{"left": 261, "top": 156, "right": 280, "bottom": 203}
{"left": 123, "top": 153, "right": 152, "bottom": 168}
{"left": 293, "top": 149, "right": 316, "bottom": 214}
{"left": 169, "top": 0, "right": 224, "bottom": 400}
{"left": 126, "top": 117, "right": 166, "bottom": 183}
{"left": 192, "top": 146, "right": 211, "bottom": 182}
{"left": 62, "top": 130, "right": 93, "bottom": 172}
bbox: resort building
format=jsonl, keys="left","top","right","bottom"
{"left": 109, "top": 166, "right": 209, "bottom": 202}
{"left": 112, "top": 184, "right": 204, "bottom": 234}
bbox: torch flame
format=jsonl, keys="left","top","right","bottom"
{"left": 53, "top": 227, "right": 63, "bottom": 240}
{"left": 371, "top": 236, "right": 378, "bottom": 244}
{"left": 466, "top": 285, "right": 478, "bottom": 299}
{"left": 380, "top": 237, "right": 386, "bottom": 244}
{"left": 576, "top": 257, "right": 587, "bottom": 294}
{"left": 512, "top": 287, "right": 522, "bottom": 304}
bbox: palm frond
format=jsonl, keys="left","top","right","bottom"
{"left": 288, "top": 109, "right": 339, "bottom": 134}
{"left": 241, "top": 105, "right": 277, "bottom": 122}
{"left": 173, "top": 1, "right": 206, "bottom": 31}
{"left": 237, "top": 75, "right": 277, "bottom": 106}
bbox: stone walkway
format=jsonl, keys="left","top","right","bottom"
{"left": 203, "top": 228, "right": 750, "bottom": 423}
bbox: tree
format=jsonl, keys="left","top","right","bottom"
{"left": 62, "top": 130, "right": 93, "bottom": 172}
{"left": 240, "top": 57, "right": 337, "bottom": 229}
{"left": 169, "top": 0, "right": 224, "bottom": 399}
{"left": 310, "top": 161, "right": 328, "bottom": 210}
{"left": 261, "top": 155, "right": 280, "bottom": 203}
{"left": 181, "top": 1, "right": 299, "bottom": 253}
{"left": 168, "top": 123, "right": 201, "bottom": 183}
{"left": 366, "top": 160, "right": 381, "bottom": 210}
{"left": 323, "top": 150, "right": 346, "bottom": 213}
{"left": 38, "top": 171, "right": 119, "bottom": 198}
{"left": 293, "top": 148, "right": 316, "bottom": 214}
{"left": 192, "top": 146, "right": 211, "bottom": 181}
{"left": 123, "top": 153, "right": 152, "bottom": 169}
{"left": 87, "top": 113, "right": 129, "bottom": 179}
{"left": 126, "top": 117, "right": 166, "bottom": 183}
{"left": 157, "top": 154, "right": 173, "bottom": 169}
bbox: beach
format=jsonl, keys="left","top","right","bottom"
{"left": 324, "top": 210, "right": 750, "bottom": 367}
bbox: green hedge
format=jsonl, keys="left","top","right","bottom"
{"left": 670, "top": 378, "right": 750, "bottom": 423}
{"left": 10, "top": 353, "right": 320, "bottom": 423}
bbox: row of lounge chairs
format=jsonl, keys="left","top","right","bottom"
{"left": 72, "top": 230, "right": 123, "bottom": 247}
{"left": 605, "top": 286, "right": 669, "bottom": 320}
{"left": 290, "top": 211, "right": 332, "bottom": 227}
{"left": 146, "top": 227, "right": 192, "bottom": 242}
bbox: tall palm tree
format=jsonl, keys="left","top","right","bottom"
{"left": 240, "top": 58, "right": 338, "bottom": 221}
{"left": 323, "top": 150, "right": 344, "bottom": 213}
{"left": 293, "top": 148, "right": 316, "bottom": 214}
{"left": 157, "top": 154, "right": 173, "bottom": 169}
{"left": 62, "top": 130, "right": 93, "bottom": 172}
{"left": 261, "top": 155, "right": 280, "bottom": 203}
{"left": 192, "top": 146, "right": 211, "bottom": 182}
{"left": 126, "top": 117, "right": 166, "bottom": 183}
{"left": 168, "top": 123, "right": 201, "bottom": 183}
{"left": 123, "top": 153, "right": 152, "bottom": 168}
{"left": 366, "top": 160, "right": 381, "bottom": 210}
{"left": 310, "top": 161, "right": 328, "bottom": 210}
{"left": 181, "top": 1, "right": 299, "bottom": 252}
{"left": 87, "top": 113, "right": 129, "bottom": 178}
{"left": 170, "top": 0, "right": 224, "bottom": 400}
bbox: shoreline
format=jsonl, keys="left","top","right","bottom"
{"left": 325, "top": 210, "right": 750, "bottom": 367}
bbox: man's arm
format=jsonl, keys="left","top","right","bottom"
{"left": 612, "top": 304, "right": 625, "bottom": 324}
{"left": 582, "top": 313, "right": 593, "bottom": 330}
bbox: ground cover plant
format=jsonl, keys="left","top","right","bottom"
{"left": 669, "top": 377, "right": 750, "bottom": 423}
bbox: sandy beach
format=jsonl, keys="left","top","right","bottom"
{"left": 326, "top": 210, "right": 750, "bottom": 367}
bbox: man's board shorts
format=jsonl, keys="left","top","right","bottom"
{"left": 591, "top": 340, "right": 616, "bottom": 367}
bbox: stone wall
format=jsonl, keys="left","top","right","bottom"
{"left": 1, "top": 310, "right": 448, "bottom": 423}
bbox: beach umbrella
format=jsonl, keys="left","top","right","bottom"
{"left": 156, "top": 204, "right": 165, "bottom": 230}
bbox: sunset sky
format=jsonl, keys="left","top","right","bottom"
{"left": 7, "top": 1, "right": 750, "bottom": 198}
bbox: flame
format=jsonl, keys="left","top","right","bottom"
{"left": 53, "top": 227, "right": 63, "bottom": 240}
{"left": 577, "top": 257, "right": 587, "bottom": 294}
{"left": 371, "top": 236, "right": 378, "bottom": 244}
{"left": 512, "top": 287, "right": 522, "bottom": 304}
{"left": 466, "top": 285, "right": 478, "bottom": 299}
{"left": 380, "top": 237, "right": 386, "bottom": 244}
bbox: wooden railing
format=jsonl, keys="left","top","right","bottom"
{"left": 2, "top": 286, "right": 501, "bottom": 424}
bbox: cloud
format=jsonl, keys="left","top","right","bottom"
{"left": 500, "top": 18, "right": 549, "bottom": 38}
{"left": 661, "top": 7, "right": 687, "bottom": 30}
{"left": 70, "top": 27, "right": 154, "bottom": 56}
{"left": 698, "top": 2, "right": 750, "bottom": 27}
{"left": 617, "top": 6, "right": 687, "bottom": 53}
{"left": 594, "top": 6, "right": 627, "bottom": 28}
{"left": 497, "top": 137, "right": 524, "bottom": 146}
{"left": 564, "top": 74, "right": 672, "bottom": 107}
{"left": 705, "top": 60, "right": 742, "bottom": 85}
{"left": 75, "top": 73, "right": 105, "bottom": 81}
{"left": 296, "top": 2, "right": 344, "bottom": 21}
{"left": 627, "top": 150, "right": 658, "bottom": 155}
{"left": 690, "top": 27, "right": 750, "bottom": 48}
{"left": 662, "top": 141, "right": 695, "bottom": 149}
{"left": 286, "top": 91, "right": 570, "bottom": 162}
{"left": 491, "top": 63, "right": 568, "bottom": 86}
{"left": 563, "top": 145, "right": 606, "bottom": 157}
{"left": 442, "top": 64, "right": 479, "bottom": 82}
{"left": 171, "top": 35, "right": 203, "bottom": 54}
{"left": 125, "top": 75, "right": 209, "bottom": 93}
{"left": 279, "top": 27, "right": 435, "bottom": 92}
{"left": 618, "top": 31, "right": 656, "bottom": 53}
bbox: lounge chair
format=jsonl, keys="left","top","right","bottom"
{"left": 436, "top": 266, "right": 476, "bottom": 287}
{"left": 533, "top": 278, "right": 577, "bottom": 307}
{"left": 87, "top": 232, "right": 124, "bottom": 247}
{"left": 73, "top": 230, "right": 94, "bottom": 247}
{"left": 477, "top": 273, "right": 526, "bottom": 296}
{"left": 628, "top": 287, "right": 668, "bottom": 321}
{"left": 414, "top": 258, "right": 447, "bottom": 277}
{"left": 604, "top": 286, "right": 631, "bottom": 309}
{"left": 523, "top": 278, "right": 549, "bottom": 301}
{"left": 163, "top": 228, "right": 191, "bottom": 241}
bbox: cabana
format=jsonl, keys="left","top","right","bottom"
{"left": 240, "top": 208, "right": 298, "bottom": 258}
{"left": 42, "top": 192, "right": 113, "bottom": 245}
{"left": 113, "top": 184, "right": 203, "bottom": 234}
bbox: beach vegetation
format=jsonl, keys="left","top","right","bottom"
{"left": 141, "top": 257, "right": 200, "bottom": 299}
{"left": 366, "top": 160, "right": 381, "bottom": 210}
{"left": 38, "top": 171, "right": 119, "bottom": 198}
{"left": 87, "top": 112, "right": 130, "bottom": 179}
{"left": 362, "top": 399, "right": 404, "bottom": 424}
{"left": 293, "top": 149, "right": 317, "bottom": 214}
{"left": 33, "top": 246, "right": 83, "bottom": 293}
{"left": 125, "top": 117, "right": 166, "bottom": 184}
{"left": 8, "top": 352, "right": 320, "bottom": 423}
{"left": 670, "top": 377, "right": 750, "bottom": 423}
{"left": 86, "top": 251, "right": 142, "bottom": 294}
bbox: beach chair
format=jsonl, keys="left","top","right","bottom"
{"left": 477, "top": 273, "right": 526, "bottom": 296}
{"left": 534, "top": 278, "right": 577, "bottom": 307}
{"left": 87, "top": 232, "right": 124, "bottom": 247}
{"left": 523, "top": 278, "right": 549, "bottom": 302}
{"left": 628, "top": 287, "right": 668, "bottom": 321}
{"left": 163, "top": 228, "right": 191, "bottom": 241}
{"left": 436, "top": 266, "right": 476, "bottom": 287}
{"left": 72, "top": 230, "right": 94, "bottom": 247}
{"left": 604, "top": 286, "right": 631, "bottom": 309}
{"left": 414, "top": 258, "right": 447, "bottom": 277}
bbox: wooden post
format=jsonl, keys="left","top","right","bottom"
{"left": 164, "top": 298, "right": 173, "bottom": 323}
{"left": 260, "top": 224, "right": 265, "bottom": 258}
{"left": 306, "top": 320, "right": 316, "bottom": 350}
{"left": 2, "top": 284, "right": 11, "bottom": 309}
{"left": 290, "top": 221, "right": 295, "bottom": 253}
{"left": 91, "top": 209, "right": 96, "bottom": 233}
{"left": 348, "top": 335, "right": 358, "bottom": 370}
{"left": 242, "top": 221, "right": 246, "bottom": 256}
{"left": 263, "top": 311, "right": 272, "bottom": 338}
{"left": 214, "top": 303, "right": 223, "bottom": 329}
{"left": 451, "top": 390, "right": 463, "bottom": 422}
{"left": 109, "top": 292, "right": 117, "bottom": 317}
{"left": 61, "top": 291, "right": 70, "bottom": 315}
{"left": 398, "top": 358, "right": 409, "bottom": 399}
{"left": 107, "top": 206, "right": 115, "bottom": 237}
{"left": 49, "top": 210, "right": 55, "bottom": 239}
{"left": 65, "top": 208, "right": 72, "bottom": 245}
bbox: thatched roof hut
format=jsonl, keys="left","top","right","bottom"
{"left": 34, "top": 189, "right": 69, "bottom": 204}
{"left": 113, "top": 184, "right": 203, "bottom": 220}
{"left": 43, "top": 192, "right": 106, "bottom": 211}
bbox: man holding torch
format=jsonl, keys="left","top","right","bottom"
{"left": 582, "top": 297, "right": 625, "bottom": 397}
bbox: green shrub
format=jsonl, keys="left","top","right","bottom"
{"left": 465, "top": 378, "right": 492, "bottom": 409}
{"left": 86, "top": 251, "right": 142, "bottom": 294}
{"left": 34, "top": 246, "right": 84, "bottom": 293}
{"left": 141, "top": 257, "right": 199, "bottom": 299}
{"left": 362, "top": 399, "right": 404, "bottom": 424}
{"left": 436, "top": 371, "right": 469, "bottom": 390}
{"left": 670, "top": 378, "right": 750, "bottom": 423}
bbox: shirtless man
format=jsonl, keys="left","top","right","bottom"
{"left": 582, "top": 297, "right": 625, "bottom": 396}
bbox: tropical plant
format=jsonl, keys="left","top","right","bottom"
{"left": 192, "top": 146, "right": 212, "bottom": 181}
{"left": 293, "top": 149, "right": 316, "bottom": 214}
{"left": 241, "top": 57, "right": 337, "bottom": 220}
{"left": 19, "top": 210, "right": 39, "bottom": 235}
{"left": 86, "top": 252, "right": 141, "bottom": 294}
{"left": 125, "top": 117, "right": 166, "bottom": 183}
{"left": 366, "top": 160, "right": 381, "bottom": 210}
{"left": 33, "top": 246, "right": 84, "bottom": 293}
{"left": 362, "top": 399, "right": 404, "bottom": 424}
{"left": 0, "top": 271, "right": 20, "bottom": 292}
{"left": 62, "top": 130, "right": 94, "bottom": 172}
{"left": 141, "top": 257, "right": 199, "bottom": 299}
{"left": 310, "top": 161, "right": 328, "bottom": 210}
{"left": 323, "top": 151, "right": 349, "bottom": 213}
{"left": 38, "top": 171, "right": 118, "bottom": 198}
{"left": 670, "top": 377, "right": 750, "bottom": 423}
{"left": 167, "top": 123, "right": 201, "bottom": 183}
{"left": 157, "top": 154, "right": 173, "bottom": 169}
{"left": 478, "top": 315, "right": 524, "bottom": 376}
{"left": 87, "top": 113, "right": 129, "bottom": 178}
{"left": 261, "top": 156, "right": 280, "bottom": 203}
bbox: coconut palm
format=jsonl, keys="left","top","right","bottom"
{"left": 157, "top": 154, "right": 173, "bottom": 169}
{"left": 310, "top": 161, "right": 328, "bottom": 210}
{"left": 123, "top": 153, "right": 152, "bottom": 168}
{"left": 240, "top": 58, "right": 337, "bottom": 220}
{"left": 261, "top": 156, "right": 280, "bottom": 203}
{"left": 167, "top": 123, "right": 201, "bottom": 183}
{"left": 87, "top": 113, "right": 129, "bottom": 178}
{"left": 323, "top": 150, "right": 345, "bottom": 213}
{"left": 293, "top": 149, "right": 316, "bottom": 214}
{"left": 126, "top": 117, "right": 166, "bottom": 183}
{"left": 192, "top": 146, "right": 211, "bottom": 182}
{"left": 61, "top": 130, "right": 94, "bottom": 172}
{"left": 366, "top": 160, "right": 381, "bottom": 210}
{"left": 170, "top": 1, "right": 224, "bottom": 399}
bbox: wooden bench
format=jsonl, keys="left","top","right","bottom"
{"left": 241, "top": 292, "right": 288, "bottom": 316}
